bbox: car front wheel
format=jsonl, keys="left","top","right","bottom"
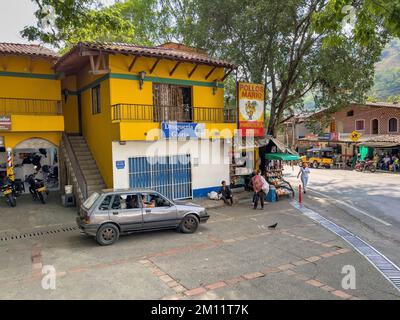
{"left": 96, "top": 223, "right": 120, "bottom": 246}
{"left": 180, "top": 214, "right": 199, "bottom": 234}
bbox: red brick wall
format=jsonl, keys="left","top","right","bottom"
{"left": 333, "top": 104, "right": 400, "bottom": 134}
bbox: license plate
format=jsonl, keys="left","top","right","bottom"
{"left": 4, "top": 189, "right": 12, "bottom": 195}
{"left": 38, "top": 187, "right": 46, "bottom": 192}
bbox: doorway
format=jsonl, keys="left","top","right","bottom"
{"left": 153, "top": 84, "right": 193, "bottom": 122}
{"left": 13, "top": 138, "right": 59, "bottom": 193}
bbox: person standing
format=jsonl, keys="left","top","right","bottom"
{"left": 251, "top": 170, "right": 265, "bottom": 210}
{"left": 297, "top": 162, "right": 311, "bottom": 194}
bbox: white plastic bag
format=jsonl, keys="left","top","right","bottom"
{"left": 208, "top": 191, "right": 220, "bottom": 200}
{"left": 261, "top": 176, "right": 270, "bottom": 193}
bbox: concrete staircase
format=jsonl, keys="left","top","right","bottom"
{"left": 60, "top": 134, "right": 107, "bottom": 208}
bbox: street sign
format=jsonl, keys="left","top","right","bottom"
{"left": 351, "top": 130, "right": 361, "bottom": 142}
{"left": 116, "top": 160, "right": 125, "bottom": 170}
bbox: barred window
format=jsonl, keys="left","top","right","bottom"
{"left": 355, "top": 120, "right": 364, "bottom": 131}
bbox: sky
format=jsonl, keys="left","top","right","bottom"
{"left": 0, "top": 0, "right": 117, "bottom": 44}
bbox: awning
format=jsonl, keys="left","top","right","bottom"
{"left": 265, "top": 153, "right": 300, "bottom": 161}
{"left": 358, "top": 142, "right": 400, "bottom": 148}
{"left": 357, "top": 134, "right": 400, "bottom": 148}
{"left": 235, "top": 137, "right": 270, "bottom": 151}
{"left": 269, "top": 137, "right": 298, "bottom": 155}
{"left": 307, "top": 147, "right": 333, "bottom": 152}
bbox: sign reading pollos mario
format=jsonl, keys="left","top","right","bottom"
{"left": 239, "top": 83, "right": 264, "bottom": 100}
{"left": 237, "top": 82, "right": 265, "bottom": 137}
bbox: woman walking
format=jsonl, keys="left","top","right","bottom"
{"left": 297, "top": 162, "right": 311, "bottom": 194}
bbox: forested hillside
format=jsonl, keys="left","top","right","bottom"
{"left": 370, "top": 39, "right": 400, "bottom": 101}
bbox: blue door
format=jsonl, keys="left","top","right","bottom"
{"left": 128, "top": 154, "right": 192, "bottom": 200}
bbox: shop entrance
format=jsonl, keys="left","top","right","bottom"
{"left": 13, "top": 138, "right": 59, "bottom": 193}
{"left": 128, "top": 154, "right": 192, "bottom": 200}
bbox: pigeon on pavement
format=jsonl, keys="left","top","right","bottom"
{"left": 268, "top": 223, "right": 278, "bottom": 229}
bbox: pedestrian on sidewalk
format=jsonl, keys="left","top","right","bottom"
{"left": 297, "top": 162, "right": 310, "bottom": 194}
{"left": 251, "top": 170, "right": 265, "bottom": 210}
{"left": 218, "top": 180, "right": 233, "bottom": 206}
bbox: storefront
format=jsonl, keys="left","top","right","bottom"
{"left": 230, "top": 136, "right": 269, "bottom": 190}
{"left": 264, "top": 138, "right": 299, "bottom": 199}
{"left": 12, "top": 138, "right": 59, "bottom": 192}
{"left": 112, "top": 132, "right": 232, "bottom": 199}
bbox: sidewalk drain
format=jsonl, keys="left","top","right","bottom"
{"left": 0, "top": 225, "right": 78, "bottom": 243}
{"left": 291, "top": 201, "right": 400, "bottom": 292}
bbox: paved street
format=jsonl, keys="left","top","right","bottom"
{"left": 0, "top": 191, "right": 399, "bottom": 300}
{"left": 284, "top": 166, "right": 400, "bottom": 269}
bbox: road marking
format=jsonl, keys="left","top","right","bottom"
{"left": 291, "top": 201, "right": 400, "bottom": 292}
{"left": 307, "top": 187, "right": 392, "bottom": 226}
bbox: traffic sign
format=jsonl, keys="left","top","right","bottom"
{"left": 351, "top": 130, "right": 361, "bottom": 142}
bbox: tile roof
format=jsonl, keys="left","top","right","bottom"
{"left": 361, "top": 102, "right": 400, "bottom": 109}
{"left": 0, "top": 42, "right": 58, "bottom": 59}
{"left": 55, "top": 42, "right": 236, "bottom": 70}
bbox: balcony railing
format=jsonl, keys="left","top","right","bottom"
{"left": 111, "top": 104, "right": 237, "bottom": 123}
{"left": 0, "top": 97, "right": 62, "bottom": 115}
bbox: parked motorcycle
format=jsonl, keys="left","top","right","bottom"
{"left": 355, "top": 160, "right": 376, "bottom": 173}
{"left": 25, "top": 169, "right": 48, "bottom": 204}
{"left": 0, "top": 178, "right": 17, "bottom": 207}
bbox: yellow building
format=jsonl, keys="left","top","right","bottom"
{"left": 0, "top": 43, "right": 63, "bottom": 188}
{"left": 55, "top": 42, "right": 237, "bottom": 199}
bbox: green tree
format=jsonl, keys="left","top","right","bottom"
{"left": 21, "top": 0, "right": 158, "bottom": 49}
{"left": 171, "top": 0, "right": 387, "bottom": 135}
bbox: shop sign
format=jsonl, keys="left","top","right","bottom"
{"left": 318, "top": 133, "right": 331, "bottom": 141}
{"left": 0, "top": 115, "right": 11, "bottom": 131}
{"left": 237, "top": 82, "right": 265, "bottom": 137}
{"left": 116, "top": 160, "right": 125, "bottom": 170}
{"left": 330, "top": 132, "right": 338, "bottom": 141}
{"left": 162, "top": 122, "right": 205, "bottom": 139}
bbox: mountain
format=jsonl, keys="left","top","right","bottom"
{"left": 371, "top": 39, "right": 400, "bottom": 101}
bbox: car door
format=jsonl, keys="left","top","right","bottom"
{"left": 141, "top": 192, "right": 178, "bottom": 229}
{"left": 91, "top": 194, "right": 113, "bottom": 225}
{"left": 109, "top": 193, "right": 143, "bottom": 232}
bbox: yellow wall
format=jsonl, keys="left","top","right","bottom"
{"left": 0, "top": 54, "right": 63, "bottom": 150}
{"left": 2, "top": 132, "right": 61, "bottom": 149}
{"left": 11, "top": 115, "right": 64, "bottom": 132}
{"left": 77, "top": 66, "right": 113, "bottom": 188}
{"left": 61, "top": 75, "right": 79, "bottom": 134}
{"left": 0, "top": 55, "right": 61, "bottom": 100}
{"left": 108, "top": 54, "right": 232, "bottom": 141}
{"left": 67, "top": 53, "right": 233, "bottom": 188}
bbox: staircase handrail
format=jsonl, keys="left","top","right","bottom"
{"left": 62, "top": 133, "right": 88, "bottom": 200}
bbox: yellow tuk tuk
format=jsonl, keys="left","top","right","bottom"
{"left": 300, "top": 147, "right": 334, "bottom": 169}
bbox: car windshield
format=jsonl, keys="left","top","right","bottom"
{"left": 83, "top": 192, "right": 100, "bottom": 210}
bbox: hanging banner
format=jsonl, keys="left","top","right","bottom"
{"left": 237, "top": 82, "right": 265, "bottom": 137}
{"left": 0, "top": 115, "right": 11, "bottom": 131}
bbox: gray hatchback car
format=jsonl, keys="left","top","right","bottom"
{"left": 76, "top": 189, "right": 210, "bottom": 245}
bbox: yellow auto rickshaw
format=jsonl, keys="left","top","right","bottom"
{"left": 300, "top": 147, "right": 334, "bottom": 169}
